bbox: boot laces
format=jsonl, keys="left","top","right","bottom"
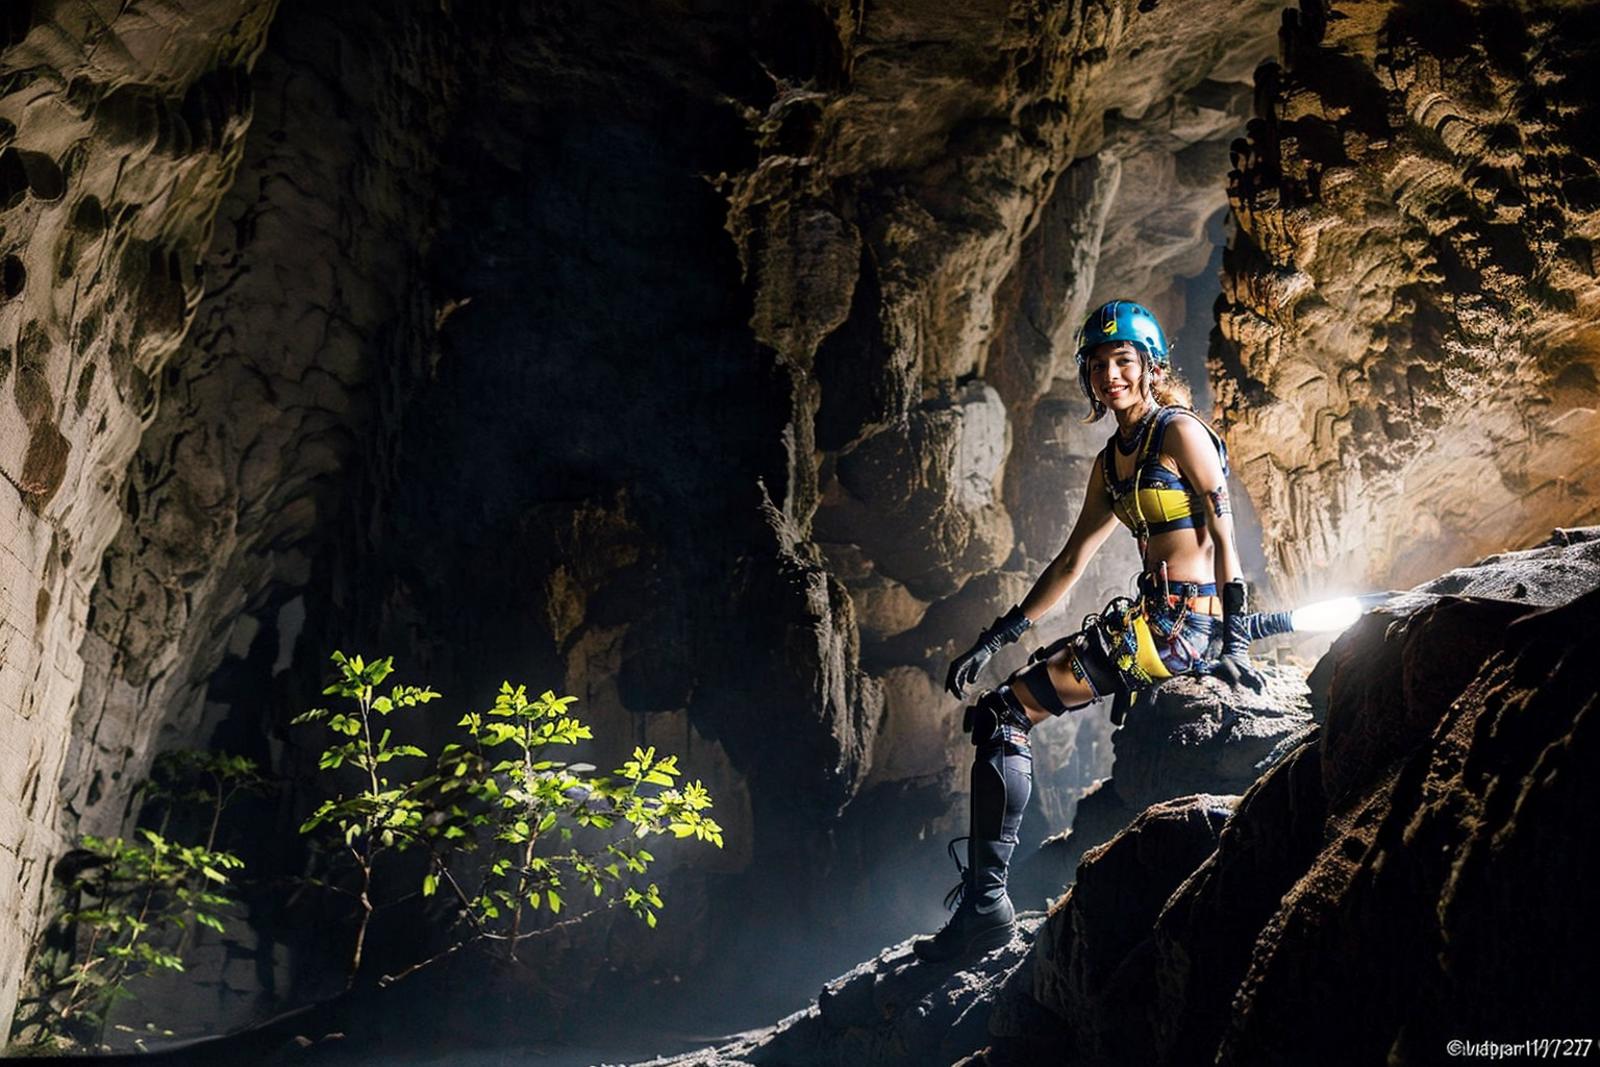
{"left": 942, "top": 835, "right": 971, "bottom": 912}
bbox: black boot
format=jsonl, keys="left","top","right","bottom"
{"left": 914, "top": 687, "right": 1033, "bottom": 963}
{"left": 912, "top": 836, "right": 1018, "bottom": 962}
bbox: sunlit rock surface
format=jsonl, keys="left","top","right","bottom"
{"left": 0, "top": 0, "right": 277, "bottom": 1028}
{"left": 1215, "top": 0, "right": 1600, "bottom": 600}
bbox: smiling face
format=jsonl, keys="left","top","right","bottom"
{"left": 1086, "top": 340, "right": 1158, "bottom": 415}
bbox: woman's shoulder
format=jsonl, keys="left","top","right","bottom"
{"left": 1155, "top": 406, "right": 1229, "bottom": 472}
{"left": 1153, "top": 405, "right": 1216, "bottom": 445}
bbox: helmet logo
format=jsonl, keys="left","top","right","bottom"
{"left": 1102, "top": 313, "right": 1116, "bottom": 333}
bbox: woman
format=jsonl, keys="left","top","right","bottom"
{"left": 913, "top": 299, "right": 1289, "bottom": 963}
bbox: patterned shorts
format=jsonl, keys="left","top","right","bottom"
{"left": 1039, "top": 581, "right": 1221, "bottom": 699}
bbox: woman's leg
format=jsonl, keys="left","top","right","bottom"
{"left": 914, "top": 651, "right": 1099, "bottom": 962}
{"left": 914, "top": 693, "right": 1031, "bottom": 962}
{"left": 1009, "top": 654, "right": 1098, "bottom": 726}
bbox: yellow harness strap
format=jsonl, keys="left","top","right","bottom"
{"left": 1130, "top": 614, "right": 1173, "bottom": 681}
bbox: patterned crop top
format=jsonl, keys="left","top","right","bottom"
{"left": 1100, "top": 406, "right": 1230, "bottom": 544}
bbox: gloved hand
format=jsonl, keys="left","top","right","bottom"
{"left": 1205, "top": 579, "right": 1265, "bottom": 692}
{"left": 945, "top": 604, "right": 1032, "bottom": 699}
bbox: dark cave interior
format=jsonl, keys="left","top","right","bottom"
{"left": 2, "top": 1, "right": 1599, "bottom": 1064}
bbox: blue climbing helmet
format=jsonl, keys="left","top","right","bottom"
{"left": 1074, "top": 299, "right": 1170, "bottom": 419}
{"left": 1074, "top": 299, "right": 1169, "bottom": 367}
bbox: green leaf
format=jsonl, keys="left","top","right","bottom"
{"left": 422, "top": 873, "right": 438, "bottom": 898}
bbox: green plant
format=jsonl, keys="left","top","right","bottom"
{"left": 292, "top": 652, "right": 439, "bottom": 984}
{"left": 9, "top": 752, "right": 259, "bottom": 1054}
{"left": 293, "top": 652, "right": 724, "bottom": 984}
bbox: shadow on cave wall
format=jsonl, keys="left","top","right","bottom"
{"left": 264, "top": 2, "right": 937, "bottom": 1034}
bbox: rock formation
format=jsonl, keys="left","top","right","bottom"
{"left": 1216, "top": 0, "right": 1600, "bottom": 599}
{"left": 0, "top": 0, "right": 278, "bottom": 1026}
{"left": 1013, "top": 662, "right": 1313, "bottom": 906}
{"left": 611, "top": 526, "right": 1600, "bottom": 1067}
{"left": 3, "top": 0, "right": 1598, "bottom": 1051}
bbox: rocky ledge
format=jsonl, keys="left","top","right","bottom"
{"left": 635, "top": 526, "right": 1600, "bottom": 1066}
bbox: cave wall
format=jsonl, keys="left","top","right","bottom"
{"left": 0, "top": 0, "right": 1434, "bottom": 1035}
{"left": 22, "top": 0, "right": 1600, "bottom": 1045}
{"left": 62, "top": 0, "right": 471, "bottom": 1028}
{"left": 1215, "top": 0, "right": 1600, "bottom": 600}
{"left": 0, "top": 0, "right": 277, "bottom": 1029}
{"left": 743, "top": 0, "right": 1287, "bottom": 942}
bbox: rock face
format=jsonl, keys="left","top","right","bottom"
{"left": 0, "top": 0, "right": 277, "bottom": 1028}
{"left": 1013, "top": 663, "right": 1313, "bottom": 907}
{"left": 1012, "top": 527, "right": 1600, "bottom": 1064}
{"left": 6, "top": 0, "right": 1599, "bottom": 1051}
{"left": 633, "top": 527, "right": 1600, "bottom": 1067}
{"left": 1214, "top": 0, "right": 1600, "bottom": 600}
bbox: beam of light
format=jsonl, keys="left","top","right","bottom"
{"left": 1290, "top": 595, "right": 1365, "bottom": 633}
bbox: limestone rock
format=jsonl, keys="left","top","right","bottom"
{"left": 1216, "top": 537, "right": 1600, "bottom": 1063}
{"left": 1023, "top": 794, "right": 1240, "bottom": 1065}
{"left": 1214, "top": 0, "right": 1600, "bottom": 600}
{"left": 1144, "top": 737, "right": 1328, "bottom": 1063}
{"left": 820, "top": 381, "right": 1015, "bottom": 602}
{"left": 0, "top": 0, "right": 277, "bottom": 1029}
{"left": 1013, "top": 662, "right": 1312, "bottom": 906}
{"left": 628, "top": 918, "right": 1045, "bottom": 1067}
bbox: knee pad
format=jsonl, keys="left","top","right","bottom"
{"left": 963, "top": 686, "right": 1031, "bottom": 747}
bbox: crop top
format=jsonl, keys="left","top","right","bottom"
{"left": 1100, "top": 406, "right": 1230, "bottom": 544}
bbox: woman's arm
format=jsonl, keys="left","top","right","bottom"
{"left": 1165, "top": 414, "right": 1244, "bottom": 588}
{"left": 1019, "top": 460, "right": 1119, "bottom": 622}
{"left": 945, "top": 461, "right": 1118, "bottom": 698}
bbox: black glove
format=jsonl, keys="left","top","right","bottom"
{"left": 1206, "top": 579, "right": 1265, "bottom": 692}
{"left": 945, "top": 604, "right": 1032, "bottom": 699}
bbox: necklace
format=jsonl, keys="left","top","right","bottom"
{"left": 1114, "top": 405, "right": 1156, "bottom": 455}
